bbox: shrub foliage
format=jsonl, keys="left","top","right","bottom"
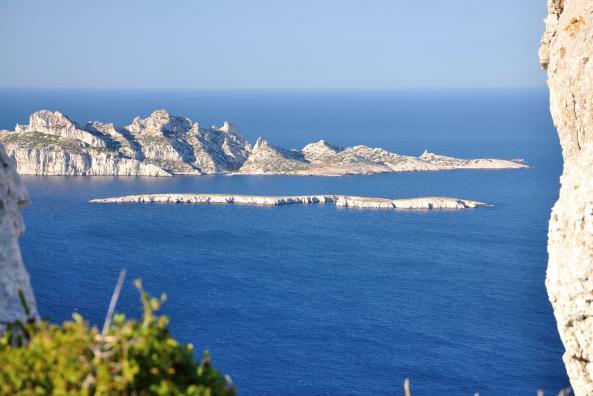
{"left": 0, "top": 281, "right": 235, "bottom": 395}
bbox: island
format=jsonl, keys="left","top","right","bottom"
{"left": 0, "top": 110, "right": 528, "bottom": 177}
{"left": 90, "top": 194, "right": 490, "bottom": 210}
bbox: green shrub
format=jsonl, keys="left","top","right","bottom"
{"left": 0, "top": 281, "right": 236, "bottom": 396}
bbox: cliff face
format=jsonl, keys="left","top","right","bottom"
{"left": 0, "top": 110, "right": 252, "bottom": 177}
{"left": 0, "top": 142, "right": 37, "bottom": 332}
{"left": 540, "top": 0, "right": 593, "bottom": 393}
{"left": 0, "top": 110, "right": 527, "bottom": 177}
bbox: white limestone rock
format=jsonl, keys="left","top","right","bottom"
{"left": 85, "top": 121, "right": 143, "bottom": 159}
{"left": 0, "top": 110, "right": 527, "bottom": 177}
{"left": 6, "top": 146, "right": 169, "bottom": 177}
{"left": 335, "top": 196, "right": 488, "bottom": 209}
{"left": 126, "top": 110, "right": 199, "bottom": 174}
{"left": 90, "top": 193, "right": 489, "bottom": 210}
{"left": 541, "top": 0, "right": 593, "bottom": 393}
{"left": 17, "top": 110, "right": 106, "bottom": 148}
{"left": 91, "top": 193, "right": 337, "bottom": 206}
{"left": 302, "top": 140, "right": 343, "bottom": 161}
{"left": 1, "top": 111, "right": 172, "bottom": 177}
{"left": 237, "top": 141, "right": 526, "bottom": 176}
{"left": 418, "top": 151, "right": 527, "bottom": 170}
{"left": 126, "top": 109, "right": 193, "bottom": 136}
{"left": 189, "top": 121, "right": 251, "bottom": 174}
{"left": 237, "top": 138, "right": 309, "bottom": 174}
{"left": 0, "top": 142, "right": 37, "bottom": 333}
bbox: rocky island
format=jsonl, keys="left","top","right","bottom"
{"left": 0, "top": 110, "right": 528, "bottom": 177}
{"left": 90, "top": 194, "right": 489, "bottom": 210}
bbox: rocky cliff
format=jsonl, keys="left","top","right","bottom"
{"left": 540, "top": 0, "right": 593, "bottom": 394}
{"left": 0, "top": 142, "right": 37, "bottom": 333}
{"left": 0, "top": 110, "right": 527, "bottom": 177}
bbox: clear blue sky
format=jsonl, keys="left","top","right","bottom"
{"left": 0, "top": 0, "right": 547, "bottom": 89}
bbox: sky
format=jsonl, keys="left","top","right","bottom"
{"left": 0, "top": 0, "right": 548, "bottom": 89}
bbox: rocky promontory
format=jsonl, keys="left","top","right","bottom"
{"left": 90, "top": 193, "right": 489, "bottom": 210}
{"left": 0, "top": 110, "right": 528, "bottom": 177}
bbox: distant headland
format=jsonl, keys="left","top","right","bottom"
{"left": 0, "top": 110, "right": 528, "bottom": 177}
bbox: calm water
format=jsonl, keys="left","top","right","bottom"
{"left": 1, "top": 89, "right": 566, "bottom": 395}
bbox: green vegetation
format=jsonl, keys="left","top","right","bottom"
{"left": 0, "top": 281, "right": 235, "bottom": 396}
{"left": 2, "top": 132, "right": 64, "bottom": 148}
{"left": 2, "top": 132, "right": 116, "bottom": 155}
{"left": 139, "top": 135, "right": 169, "bottom": 146}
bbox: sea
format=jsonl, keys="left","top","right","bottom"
{"left": 0, "top": 88, "right": 567, "bottom": 395}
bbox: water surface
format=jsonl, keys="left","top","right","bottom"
{"left": 1, "top": 88, "right": 566, "bottom": 395}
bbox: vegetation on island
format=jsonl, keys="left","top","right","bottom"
{"left": 0, "top": 279, "right": 235, "bottom": 396}
{"left": 1, "top": 131, "right": 115, "bottom": 154}
{"left": 2, "top": 131, "right": 65, "bottom": 148}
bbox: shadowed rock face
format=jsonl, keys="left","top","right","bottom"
{"left": 540, "top": 0, "right": 593, "bottom": 393}
{"left": 0, "top": 142, "right": 37, "bottom": 333}
{"left": 0, "top": 110, "right": 527, "bottom": 177}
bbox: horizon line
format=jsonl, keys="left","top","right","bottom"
{"left": 0, "top": 85, "right": 548, "bottom": 91}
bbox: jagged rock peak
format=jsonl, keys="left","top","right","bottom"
{"left": 419, "top": 150, "right": 436, "bottom": 159}
{"left": 127, "top": 109, "right": 193, "bottom": 135}
{"left": 253, "top": 137, "right": 268, "bottom": 150}
{"left": 302, "top": 140, "right": 343, "bottom": 161}
{"left": 14, "top": 109, "right": 107, "bottom": 148}
{"left": 303, "top": 139, "right": 342, "bottom": 151}
{"left": 20, "top": 110, "right": 78, "bottom": 132}
{"left": 218, "top": 121, "right": 241, "bottom": 136}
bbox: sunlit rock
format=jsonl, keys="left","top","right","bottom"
{"left": 0, "top": 110, "right": 527, "bottom": 177}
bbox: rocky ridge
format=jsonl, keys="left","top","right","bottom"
{"left": 0, "top": 110, "right": 527, "bottom": 177}
{"left": 540, "top": 0, "right": 593, "bottom": 393}
{"left": 90, "top": 193, "right": 489, "bottom": 210}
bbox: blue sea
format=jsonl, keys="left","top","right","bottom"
{"left": 0, "top": 88, "right": 566, "bottom": 395}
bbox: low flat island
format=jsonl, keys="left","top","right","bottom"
{"left": 90, "top": 194, "right": 490, "bottom": 210}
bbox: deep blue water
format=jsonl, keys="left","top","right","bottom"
{"left": 1, "top": 89, "right": 566, "bottom": 395}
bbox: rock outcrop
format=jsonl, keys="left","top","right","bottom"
{"left": 540, "top": 0, "right": 593, "bottom": 394}
{"left": 0, "top": 110, "right": 527, "bottom": 177}
{"left": 90, "top": 193, "right": 489, "bottom": 210}
{"left": 0, "top": 142, "right": 37, "bottom": 333}
{"left": 334, "top": 196, "right": 486, "bottom": 209}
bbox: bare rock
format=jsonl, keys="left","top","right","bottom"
{"left": 1, "top": 110, "right": 527, "bottom": 177}
{"left": 540, "top": 0, "right": 593, "bottom": 393}
{"left": 90, "top": 193, "right": 489, "bottom": 210}
{"left": 0, "top": 142, "right": 37, "bottom": 332}
{"left": 238, "top": 138, "right": 308, "bottom": 174}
